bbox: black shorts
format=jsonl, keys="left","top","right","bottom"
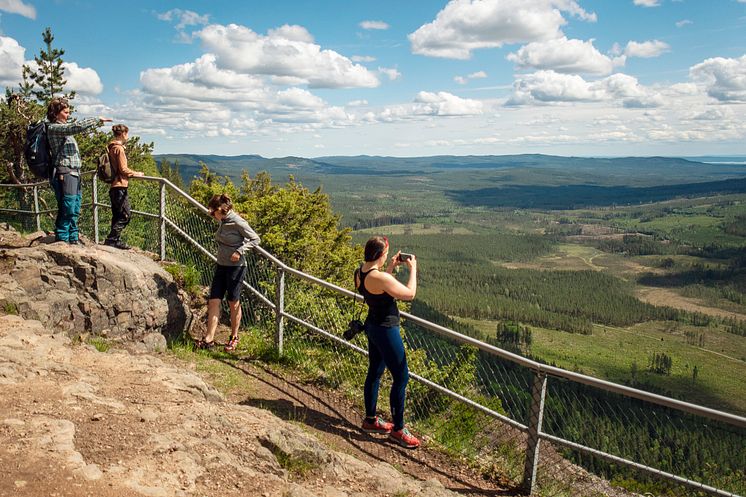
{"left": 209, "top": 264, "right": 247, "bottom": 302}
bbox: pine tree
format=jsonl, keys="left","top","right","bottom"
{"left": 22, "top": 27, "right": 73, "bottom": 104}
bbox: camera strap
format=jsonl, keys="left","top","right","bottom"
{"left": 352, "top": 264, "right": 365, "bottom": 321}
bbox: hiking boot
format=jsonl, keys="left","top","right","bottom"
{"left": 389, "top": 427, "right": 420, "bottom": 449}
{"left": 361, "top": 416, "right": 394, "bottom": 434}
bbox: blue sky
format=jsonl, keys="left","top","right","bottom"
{"left": 1, "top": 0, "right": 745, "bottom": 157}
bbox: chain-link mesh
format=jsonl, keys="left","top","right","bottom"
{"left": 538, "top": 376, "right": 746, "bottom": 497}
{"left": 2, "top": 177, "right": 744, "bottom": 497}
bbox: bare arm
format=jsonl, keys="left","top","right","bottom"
{"left": 377, "top": 256, "right": 417, "bottom": 301}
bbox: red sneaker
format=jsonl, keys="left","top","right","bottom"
{"left": 389, "top": 427, "right": 420, "bottom": 449}
{"left": 361, "top": 416, "right": 394, "bottom": 434}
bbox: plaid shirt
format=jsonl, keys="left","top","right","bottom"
{"left": 47, "top": 117, "right": 102, "bottom": 174}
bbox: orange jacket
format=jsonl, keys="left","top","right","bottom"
{"left": 108, "top": 140, "right": 139, "bottom": 188}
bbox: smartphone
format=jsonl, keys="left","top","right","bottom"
{"left": 399, "top": 252, "right": 413, "bottom": 262}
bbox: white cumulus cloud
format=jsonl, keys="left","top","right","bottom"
{"left": 624, "top": 40, "right": 670, "bottom": 58}
{"left": 507, "top": 70, "right": 662, "bottom": 107}
{"left": 0, "top": 0, "right": 35, "bottom": 19}
{"left": 413, "top": 91, "right": 484, "bottom": 115}
{"left": 359, "top": 20, "right": 389, "bottom": 30}
{"left": 507, "top": 37, "right": 614, "bottom": 75}
{"left": 675, "top": 19, "right": 693, "bottom": 28}
{"left": 140, "top": 54, "right": 266, "bottom": 103}
{"left": 197, "top": 23, "right": 379, "bottom": 88}
{"left": 157, "top": 9, "right": 209, "bottom": 30}
{"left": 0, "top": 35, "right": 25, "bottom": 86}
{"left": 378, "top": 67, "right": 401, "bottom": 80}
{"left": 455, "top": 70, "right": 488, "bottom": 84}
{"left": 62, "top": 62, "right": 104, "bottom": 95}
{"left": 633, "top": 0, "right": 660, "bottom": 6}
{"left": 275, "top": 88, "right": 326, "bottom": 109}
{"left": 690, "top": 55, "right": 746, "bottom": 102}
{"left": 408, "top": 0, "right": 597, "bottom": 59}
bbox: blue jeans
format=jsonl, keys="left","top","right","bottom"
{"left": 364, "top": 323, "right": 409, "bottom": 430}
{"left": 51, "top": 173, "right": 82, "bottom": 242}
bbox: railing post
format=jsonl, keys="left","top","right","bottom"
{"left": 274, "top": 268, "right": 285, "bottom": 356}
{"left": 92, "top": 173, "right": 99, "bottom": 244}
{"left": 159, "top": 181, "right": 166, "bottom": 261}
{"left": 523, "top": 371, "right": 548, "bottom": 496}
{"left": 32, "top": 185, "right": 41, "bottom": 232}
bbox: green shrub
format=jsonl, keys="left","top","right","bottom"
{"left": 164, "top": 263, "right": 202, "bottom": 298}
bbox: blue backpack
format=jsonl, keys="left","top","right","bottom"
{"left": 24, "top": 121, "right": 54, "bottom": 179}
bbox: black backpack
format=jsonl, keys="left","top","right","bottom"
{"left": 97, "top": 144, "right": 118, "bottom": 183}
{"left": 24, "top": 121, "right": 54, "bottom": 179}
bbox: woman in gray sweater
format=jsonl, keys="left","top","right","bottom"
{"left": 197, "top": 194, "right": 260, "bottom": 351}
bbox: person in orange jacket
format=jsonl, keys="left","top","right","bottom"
{"left": 104, "top": 124, "right": 144, "bottom": 250}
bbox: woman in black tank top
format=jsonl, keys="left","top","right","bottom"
{"left": 353, "top": 236, "right": 420, "bottom": 449}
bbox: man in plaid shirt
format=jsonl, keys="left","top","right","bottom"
{"left": 46, "top": 98, "right": 110, "bottom": 244}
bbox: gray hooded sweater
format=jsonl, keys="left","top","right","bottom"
{"left": 215, "top": 210, "right": 261, "bottom": 266}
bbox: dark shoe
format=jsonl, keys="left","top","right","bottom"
{"left": 389, "top": 427, "right": 420, "bottom": 449}
{"left": 361, "top": 416, "right": 394, "bottom": 434}
{"left": 105, "top": 239, "right": 130, "bottom": 250}
{"left": 194, "top": 339, "right": 215, "bottom": 350}
{"left": 69, "top": 240, "right": 80, "bottom": 245}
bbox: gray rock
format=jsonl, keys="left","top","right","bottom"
{"left": 0, "top": 232, "right": 191, "bottom": 341}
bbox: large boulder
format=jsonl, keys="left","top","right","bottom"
{"left": 0, "top": 227, "right": 190, "bottom": 340}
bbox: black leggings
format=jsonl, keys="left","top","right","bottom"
{"left": 106, "top": 187, "right": 131, "bottom": 243}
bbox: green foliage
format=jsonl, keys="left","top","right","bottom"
{"left": 407, "top": 343, "right": 480, "bottom": 416}
{"left": 272, "top": 448, "right": 319, "bottom": 477}
{"left": 0, "top": 92, "right": 44, "bottom": 183}
{"left": 87, "top": 337, "right": 110, "bottom": 353}
{"left": 21, "top": 27, "right": 70, "bottom": 104}
{"left": 158, "top": 158, "right": 184, "bottom": 189}
{"left": 189, "top": 166, "right": 360, "bottom": 285}
{"left": 495, "top": 321, "right": 532, "bottom": 355}
{"left": 648, "top": 352, "right": 673, "bottom": 375}
{"left": 164, "top": 263, "right": 202, "bottom": 299}
{"left": 2, "top": 301, "right": 18, "bottom": 315}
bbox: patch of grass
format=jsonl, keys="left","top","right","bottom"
{"left": 87, "top": 337, "right": 111, "bottom": 353}
{"left": 2, "top": 301, "right": 18, "bottom": 315}
{"left": 458, "top": 316, "right": 746, "bottom": 415}
{"left": 166, "top": 326, "right": 297, "bottom": 399}
{"left": 273, "top": 449, "right": 319, "bottom": 477}
{"left": 164, "top": 263, "right": 203, "bottom": 298}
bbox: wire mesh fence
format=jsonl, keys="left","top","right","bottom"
{"left": 1, "top": 175, "right": 744, "bottom": 497}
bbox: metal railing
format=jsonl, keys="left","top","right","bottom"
{"left": 1, "top": 173, "right": 744, "bottom": 497}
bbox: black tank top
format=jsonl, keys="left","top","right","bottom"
{"left": 357, "top": 266, "right": 400, "bottom": 327}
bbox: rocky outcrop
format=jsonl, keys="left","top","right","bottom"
{"left": 0, "top": 313, "right": 461, "bottom": 497}
{"left": 0, "top": 227, "right": 190, "bottom": 340}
